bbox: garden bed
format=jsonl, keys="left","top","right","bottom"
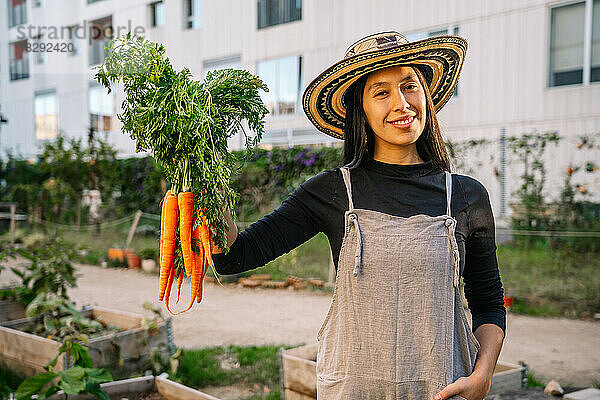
{"left": 45, "top": 373, "right": 221, "bottom": 400}
{"left": 279, "top": 343, "right": 525, "bottom": 399}
{"left": 0, "top": 306, "right": 173, "bottom": 379}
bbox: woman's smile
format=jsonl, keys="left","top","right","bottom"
{"left": 388, "top": 115, "right": 416, "bottom": 129}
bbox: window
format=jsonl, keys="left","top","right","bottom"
{"left": 550, "top": 3, "right": 585, "bottom": 86}
{"left": 202, "top": 55, "right": 241, "bottom": 79}
{"left": 10, "top": 40, "right": 29, "bottom": 81}
{"left": 549, "top": 0, "right": 600, "bottom": 86}
{"left": 35, "top": 91, "right": 59, "bottom": 140}
{"left": 592, "top": 0, "right": 600, "bottom": 81}
{"left": 89, "top": 85, "right": 114, "bottom": 133}
{"left": 403, "top": 25, "right": 459, "bottom": 42}
{"left": 404, "top": 26, "right": 460, "bottom": 97}
{"left": 257, "top": 0, "right": 301, "bottom": 29}
{"left": 34, "top": 35, "right": 44, "bottom": 64}
{"left": 67, "top": 25, "right": 80, "bottom": 56}
{"left": 88, "top": 16, "right": 112, "bottom": 66}
{"left": 8, "top": 0, "right": 27, "bottom": 27}
{"left": 257, "top": 55, "right": 302, "bottom": 115}
{"left": 150, "top": 1, "right": 165, "bottom": 27}
{"left": 185, "top": 0, "right": 201, "bottom": 29}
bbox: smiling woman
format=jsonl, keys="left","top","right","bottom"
{"left": 213, "top": 31, "right": 506, "bottom": 400}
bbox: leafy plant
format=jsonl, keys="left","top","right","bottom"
{"left": 15, "top": 336, "right": 113, "bottom": 400}
{"left": 22, "top": 293, "right": 119, "bottom": 340}
{"left": 10, "top": 240, "right": 78, "bottom": 305}
{"left": 93, "top": 32, "right": 269, "bottom": 257}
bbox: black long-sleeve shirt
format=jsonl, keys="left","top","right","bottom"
{"left": 213, "top": 158, "right": 506, "bottom": 333}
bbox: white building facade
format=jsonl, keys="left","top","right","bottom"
{"left": 1, "top": 0, "right": 599, "bottom": 216}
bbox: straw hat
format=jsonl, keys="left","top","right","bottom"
{"left": 302, "top": 31, "right": 467, "bottom": 139}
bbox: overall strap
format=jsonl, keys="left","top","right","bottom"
{"left": 340, "top": 167, "right": 355, "bottom": 211}
{"left": 444, "top": 171, "right": 452, "bottom": 217}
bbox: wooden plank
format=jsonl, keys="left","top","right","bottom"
{"left": 284, "top": 389, "right": 316, "bottom": 400}
{"left": 488, "top": 361, "right": 524, "bottom": 396}
{"left": 0, "top": 326, "right": 62, "bottom": 377}
{"left": 156, "top": 375, "right": 222, "bottom": 400}
{"left": 47, "top": 375, "right": 155, "bottom": 399}
{"left": 92, "top": 306, "right": 142, "bottom": 330}
{"left": 281, "top": 353, "right": 317, "bottom": 398}
{"left": 284, "top": 343, "right": 317, "bottom": 361}
{"left": 0, "top": 300, "right": 26, "bottom": 322}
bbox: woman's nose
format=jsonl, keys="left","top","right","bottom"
{"left": 391, "top": 88, "right": 411, "bottom": 112}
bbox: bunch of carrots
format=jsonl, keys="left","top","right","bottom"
{"left": 158, "top": 190, "right": 222, "bottom": 315}
{"left": 94, "top": 34, "right": 268, "bottom": 315}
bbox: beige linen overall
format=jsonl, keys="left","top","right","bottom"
{"left": 316, "top": 167, "right": 481, "bottom": 399}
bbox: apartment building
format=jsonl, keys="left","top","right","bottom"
{"left": 1, "top": 0, "right": 599, "bottom": 214}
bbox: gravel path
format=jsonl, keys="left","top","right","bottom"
{"left": 2, "top": 262, "right": 599, "bottom": 387}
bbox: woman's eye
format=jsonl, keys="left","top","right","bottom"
{"left": 405, "top": 84, "right": 417, "bottom": 90}
{"left": 375, "top": 91, "right": 388, "bottom": 97}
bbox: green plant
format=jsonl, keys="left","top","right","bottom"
{"left": 106, "top": 257, "right": 128, "bottom": 268}
{"left": 15, "top": 336, "right": 113, "bottom": 400}
{"left": 138, "top": 247, "right": 158, "bottom": 261}
{"left": 0, "top": 365, "right": 24, "bottom": 398}
{"left": 10, "top": 240, "right": 78, "bottom": 305}
{"left": 507, "top": 131, "right": 560, "bottom": 231}
{"left": 22, "top": 293, "right": 119, "bottom": 340}
{"left": 525, "top": 369, "right": 545, "bottom": 388}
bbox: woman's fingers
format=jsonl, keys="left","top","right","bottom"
{"left": 434, "top": 377, "right": 467, "bottom": 400}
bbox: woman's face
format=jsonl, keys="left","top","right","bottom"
{"left": 362, "top": 66, "right": 427, "bottom": 152}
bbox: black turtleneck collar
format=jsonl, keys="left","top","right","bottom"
{"left": 362, "top": 157, "right": 439, "bottom": 178}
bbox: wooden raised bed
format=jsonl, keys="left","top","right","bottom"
{"left": 0, "top": 306, "right": 173, "bottom": 379}
{"left": 279, "top": 343, "right": 525, "bottom": 399}
{"left": 46, "top": 373, "right": 221, "bottom": 400}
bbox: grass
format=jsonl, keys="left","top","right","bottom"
{"left": 238, "top": 232, "right": 332, "bottom": 282}
{"left": 526, "top": 369, "right": 546, "bottom": 388}
{"left": 498, "top": 243, "right": 600, "bottom": 318}
{"left": 172, "top": 344, "right": 294, "bottom": 400}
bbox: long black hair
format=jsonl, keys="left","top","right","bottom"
{"left": 340, "top": 66, "right": 452, "bottom": 172}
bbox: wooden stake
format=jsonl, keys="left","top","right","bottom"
{"left": 125, "top": 210, "right": 143, "bottom": 250}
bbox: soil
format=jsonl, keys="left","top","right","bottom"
{"left": 1, "top": 260, "right": 599, "bottom": 389}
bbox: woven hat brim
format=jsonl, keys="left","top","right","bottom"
{"left": 302, "top": 36, "right": 468, "bottom": 140}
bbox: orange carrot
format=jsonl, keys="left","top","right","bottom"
{"left": 199, "top": 210, "right": 214, "bottom": 269}
{"left": 177, "top": 224, "right": 204, "bottom": 312}
{"left": 159, "top": 191, "right": 168, "bottom": 266}
{"left": 176, "top": 270, "right": 184, "bottom": 303}
{"left": 163, "top": 264, "right": 176, "bottom": 315}
{"left": 159, "top": 191, "right": 178, "bottom": 301}
{"left": 178, "top": 192, "right": 194, "bottom": 277}
{"left": 196, "top": 252, "right": 207, "bottom": 303}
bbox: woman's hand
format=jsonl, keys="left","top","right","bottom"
{"left": 434, "top": 371, "right": 491, "bottom": 400}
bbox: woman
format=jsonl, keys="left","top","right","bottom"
{"left": 213, "top": 32, "right": 505, "bottom": 400}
